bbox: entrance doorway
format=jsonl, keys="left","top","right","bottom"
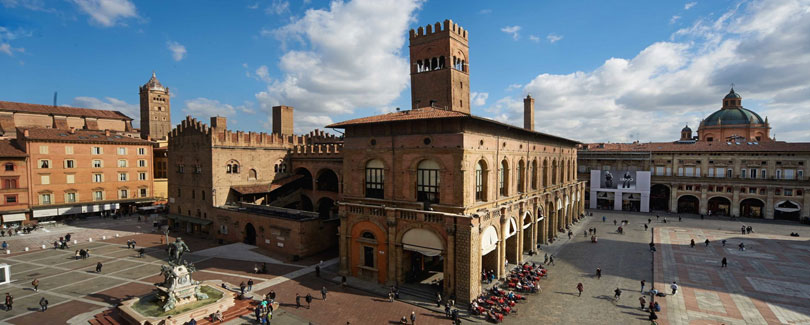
{"left": 481, "top": 225, "right": 499, "bottom": 279}
{"left": 650, "top": 184, "right": 670, "bottom": 211}
{"left": 708, "top": 197, "right": 731, "bottom": 216}
{"left": 622, "top": 193, "right": 641, "bottom": 212}
{"left": 522, "top": 213, "right": 534, "bottom": 253}
{"left": 774, "top": 200, "right": 801, "bottom": 221}
{"left": 401, "top": 229, "right": 444, "bottom": 290}
{"left": 244, "top": 223, "right": 257, "bottom": 245}
{"left": 677, "top": 195, "right": 699, "bottom": 214}
{"left": 596, "top": 192, "right": 614, "bottom": 210}
{"left": 740, "top": 198, "right": 764, "bottom": 218}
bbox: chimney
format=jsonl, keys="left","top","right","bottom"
{"left": 69, "top": 127, "right": 75, "bottom": 134}
{"left": 523, "top": 94, "right": 535, "bottom": 131}
{"left": 105, "top": 130, "right": 110, "bottom": 136}
{"left": 210, "top": 116, "right": 227, "bottom": 131}
{"left": 23, "top": 129, "right": 29, "bottom": 137}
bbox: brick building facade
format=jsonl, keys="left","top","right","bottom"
{"left": 0, "top": 140, "right": 29, "bottom": 225}
{"left": 578, "top": 89, "right": 810, "bottom": 222}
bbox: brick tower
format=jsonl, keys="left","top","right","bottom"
{"left": 139, "top": 72, "right": 172, "bottom": 140}
{"left": 409, "top": 19, "right": 470, "bottom": 113}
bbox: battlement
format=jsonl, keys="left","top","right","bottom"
{"left": 303, "top": 129, "right": 343, "bottom": 144}
{"left": 170, "top": 115, "right": 306, "bottom": 148}
{"left": 289, "top": 142, "right": 343, "bottom": 158}
{"left": 409, "top": 19, "right": 468, "bottom": 41}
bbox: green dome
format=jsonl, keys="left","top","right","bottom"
{"left": 703, "top": 107, "right": 764, "bottom": 126}
{"left": 724, "top": 88, "right": 741, "bottom": 99}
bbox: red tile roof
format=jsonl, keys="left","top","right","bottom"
{"left": 326, "top": 107, "right": 468, "bottom": 128}
{"left": 0, "top": 101, "right": 132, "bottom": 120}
{"left": 580, "top": 141, "right": 810, "bottom": 153}
{"left": 0, "top": 140, "right": 27, "bottom": 157}
{"left": 20, "top": 128, "right": 154, "bottom": 145}
{"left": 231, "top": 174, "right": 304, "bottom": 194}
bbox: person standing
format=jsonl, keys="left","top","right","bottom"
{"left": 644, "top": 224, "right": 648, "bottom": 231}
{"left": 39, "top": 297, "right": 48, "bottom": 312}
{"left": 254, "top": 304, "right": 262, "bottom": 322}
{"left": 671, "top": 281, "right": 679, "bottom": 295}
{"left": 640, "top": 279, "right": 646, "bottom": 293}
{"left": 247, "top": 279, "right": 254, "bottom": 292}
{"left": 96, "top": 262, "right": 103, "bottom": 273}
{"left": 721, "top": 257, "right": 728, "bottom": 268}
{"left": 305, "top": 293, "right": 313, "bottom": 309}
{"left": 722, "top": 239, "right": 727, "bottom": 247}
{"left": 410, "top": 311, "right": 416, "bottom": 324}
{"left": 4, "top": 293, "right": 12, "bottom": 311}
{"left": 75, "top": 250, "right": 81, "bottom": 260}
{"left": 388, "top": 291, "right": 394, "bottom": 302}
{"left": 32, "top": 278, "right": 39, "bottom": 292}
{"left": 690, "top": 239, "right": 695, "bottom": 248}
{"left": 315, "top": 265, "right": 321, "bottom": 278}
{"left": 705, "top": 239, "right": 710, "bottom": 247}
{"left": 576, "top": 283, "right": 584, "bottom": 297}
{"left": 596, "top": 268, "right": 602, "bottom": 279}
{"left": 295, "top": 293, "right": 301, "bottom": 308}
{"left": 549, "top": 255, "right": 555, "bottom": 266}
{"left": 639, "top": 296, "right": 647, "bottom": 310}
{"left": 436, "top": 292, "right": 442, "bottom": 307}
{"left": 603, "top": 216, "right": 606, "bottom": 223}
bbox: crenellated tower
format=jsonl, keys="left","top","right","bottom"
{"left": 140, "top": 72, "right": 172, "bottom": 140}
{"left": 409, "top": 19, "right": 470, "bottom": 113}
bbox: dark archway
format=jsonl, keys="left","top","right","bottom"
{"left": 740, "top": 198, "right": 764, "bottom": 218}
{"left": 316, "top": 169, "right": 339, "bottom": 192}
{"left": 650, "top": 184, "right": 670, "bottom": 211}
{"left": 317, "top": 197, "right": 335, "bottom": 219}
{"left": 774, "top": 200, "right": 801, "bottom": 221}
{"left": 295, "top": 168, "right": 313, "bottom": 190}
{"left": 677, "top": 195, "right": 699, "bottom": 214}
{"left": 244, "top": 223, "right": 257, "bottom": 245}
{"left": 708, "top": 197, "right": 731, "bottom": 216}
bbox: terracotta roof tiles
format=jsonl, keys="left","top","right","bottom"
{"left": 20, "top": 128, "right": 154, "bottom": 145}
{"left": 580, "top": 141, "right": 810, "bottom": 153}
{"left": 0, "top": 101, "right": 132, "bottom": 120}
{"left": 326, "top": 107, "right": 468, "bottom": 128}
{"left": 0, "top": 140, "right": 26, "bottom": 157}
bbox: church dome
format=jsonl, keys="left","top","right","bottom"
{"left": 681, "top": 124, "right": 692, "bottom": 132}
{"left": 703, "top": 88, "right": 764, "bottom": 126}
{"left": 143, "top": 71, "right": 165, "bottom": 91}
{"left": 724, "top": 88, "right": 741, "bottom": 99}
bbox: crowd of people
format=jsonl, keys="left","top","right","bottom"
{"left": 471, "top": 262, "right": 546, "bottom": 323}
{"left": 0, "top": 224, "right": 37, "bottom": 237}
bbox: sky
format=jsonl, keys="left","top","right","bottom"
{"left": 1, "top": 0, "right": 809, "bottom": 143}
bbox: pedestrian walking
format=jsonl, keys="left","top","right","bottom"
{"left": 738, "top": 242, "right": 745, "bottom": 251}
{"left": 410, "top": 311, "right": 416, "bottom": 324}
{"left": 639, "top": 296, "right": 647, "bottom": 310}
{"left": 721, "top": 257, "right": 728, "bottom": 268}
{"left": 321, "top": 286, "right": 327, "bottom": 300}
{"left": 613, "top": 287, "right": 622, "bottom": 301}
{"left": 295, "top": 293, "right": 301, "bottom": 308}
{"left": 613, "top": 220, "right": 617, "bottom": 226}
{"left": 747, "top": 226, "right": 753, "bottom": 234}
{"left": 596, "top": 268, "right": 602, "bottom": 279}
{"left": 644, "top": 224, "right": 648, "bottom": 231}
{"left": 567, "top": 231, "right": 572, "bottom": 239}
{"left": 39, "top": 297, "right": 48, "bottom": 312}
{"left": 549, "top": 255, "right": 555, "bottom": 265}
{"left": 436, "top": 292, "right": 442, "bottom": 307}
{"left": 4, "top": 293, "right": 12, "bottom": 311}
{"left": 388, "top": 291, "right": 395, "bottom": 302}
{"left": 640, "top": 279, "right": 646, "bottom": 293}
{"left": 679, "top": 216, "right": 682, "bottom": 222}
{"left": 690, "top": 239, "right": 695, "bottom": 248}
{"left": 247, "top": 279, "right": 254, "bottom": 291}
{"left": 31, "top": 279, "right": 39, "bottom": 292}
{"left": 576, "top": 282, "right": 584, "bottom": 296}
{"left": 705, "top": 239, "right": 710, "bottom": 247}
{"left": 305, "top": 293, "right": 313, "bottom": 309}
{"left": 239, "top": 282, "right": 246, "bottom": 296}
{"left": 444, "top": 304, "right": 451, "bottom": 318}
{"left": 583, "top": 230, "right": 588, "bottom": 237}
{"left": 741, "top": 225, "right": 746, "bottom": 235}
{"left": 315, "top": 265, "right": 321, "bottom": 278}
{"left": 602, "top": 216, "right": 606, "bottom": 222}
{"left": 671, "top": 281, "right": 679, "bottom": 294}
{"left": 648, "top": 218, "right": 651, "bottom": 224}
{"left": 96, "top": 262, "right": 103, "bottom": 273}
{"left": 138, "top": 248, "right": 145, "bottom": 258}
{"left": 543, "top": 253, "right": 548, "bottom": 264}
{"left": 253, "top": 264, "right": 259, "bottom": 274}
{"left": 722, "top": 239, "right": 727, "bottom": 246}
{"left": 254, "top": 304, "right": 262, "bottom": 322}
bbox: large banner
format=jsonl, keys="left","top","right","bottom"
{"left": 600, "top": 170, "right": 636, "bottom": 189}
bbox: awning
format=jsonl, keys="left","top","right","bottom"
{"left": 2, "top": 213, "right": 26, "bottom": 222}
{"left": 505, "top": 217, "right": 517, "bottom": 239}
{"left": 33, "top": 208, "right": 59, "bottom": 218}
{"left": 481, "top": 226, "right": 499, "bottom": 255}
{"left": 167, "top": 214, "right": 213, "bottom": 225}
{"left": 775, "top": 200, "right": 801, "bottom": 212}
{"left": 231, "top": 174, "right": 304, "bottom": 195}
{"left": 138, "top": 204, "right": 165, "bottom": 211}
{"left": 402, "top": 228, "right": 443, "bottom": 257}
{"left": 58, "top": 206, "right": 83, "bottom": 215}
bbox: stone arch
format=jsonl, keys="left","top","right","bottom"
{"left": 481, "top": 225, "right": 500, "bottom": 276}
{"left": 398, "top": 226, "right": 447, "bottom": 285}
{"left": 677, "top": 194, "right": 699, "bottom": 214}
{"left": 475, "top": 159, "right": 489, "bottom": 201}
{"left": 316, "top": 197, "right": 336, "bottom": 219}
{"left": 350, "top": 221, "right": 388, "bottom": 284}
{"left": 294, "top": 167, "right": 313, "bottom": 190}
{"left": 542, "top": 158, "right": 549, "bottom": 187}
{"left": 774, "top": 200, "right": 801, "bottom": 221}
{"left": 650, "top": 184, "right": 670, "bottom": 211}
{"left": 521, "top": 210, "right": 534, "bottom": 253}
{"left": 708, "top": 196, "right": 732, "bottom": 216}
{"left": 740, "top": 198, "right": 765, "bottom": 218}
{"left": 316, "top": 168, "right": 339, "bottom": 192}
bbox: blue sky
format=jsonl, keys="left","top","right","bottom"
{"left": 1, "top": 0, "right": 809, "bottom": 142}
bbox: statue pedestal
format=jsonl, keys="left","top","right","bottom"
{"left": 118, "top": 281, "right": 235, "bottom": 325}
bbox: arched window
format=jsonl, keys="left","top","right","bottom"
{"left": 531, "top": 160, "right": 538, "bottom": 190}
{"left": 475, "top": 160, "right": 487, "bottom": 201}
{"left": 431, "top": 57, "right": 438, "bottom": 70}
{"left": 361, "top": 231, "right": 376, "bottom": 240}
{"left": 249, "top": 169, "right": 257, "bottom": 180}
{"left": 517, "top": 160, "right": 525, "bottom": 193}
{"left": 417, "top": 160, "right": 440, "bottom": 203}
{"left": 365, "top": 159, "right": 384, "bottom": 199}
{"left": 500, "top": 159, "right": 509, "bottom": 196}
{"left": 552, "top": 160, "right": 558, "bottom": 185}
{"left": 438, "top": 56, "right": 445, "bottom": 69}
{"left": 542, "top": 160, "right": 549, "bottom": 187}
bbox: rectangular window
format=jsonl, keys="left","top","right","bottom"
{"left": 138, "top": 172, "right": 147, "bottom": 180}
{"left": 66, "top": 174, "right": 75, "bottom": 184}
{"left": 92, "top": 160, "right": 103, "bottom": 168}
{"left": 118, "top": 160, "right": 128, "bottom": 168}
{"left": 138, "top": 160, "right": 147, "bottom": 167}
{"left": 696, "top": 167, "right": 701, "bottom": 177}
{"left": 64, "top": 159, "right": 75, "bottom": 169}
{"left": 666, "top": 167, "right": 672, "bottom": 176}
{"left": 140, "top": 188, "right": 148, "bottom": 197}
{"left": 93, "top": 173, "right": 103, "bottom": 183}
{"left": 117, "top": 147, "right": 127, "bottom": 155}
{"left": 363, "top": 246, "right": 374, "bottom": 268}
{"left": 799, "top": 170, "right": 804, "bottom": 180}
{"left": 678, "top": 167, "right": 683, "bottom": 176}
{"left": 119, "top": 173, "right": 128, "bottom": 181}
{"left": 65, "top": 146, "right": 73, "bottom": 154}
{"left": 40, "top": 174, "right": 50, "bottom": 185}
{"left": 4, "top": 163, "right": 13, "bottom": 171}
{"left": 137, "top": 147, "right": 146, "bottom": 155}
{"left": 417, "top": 168, "right": 440, "bottom": 203}
{"left": 784, "top": 169, "right": 795, "bottom": 180}
{"left": 749, "top": 187, "right": 757, "bottom": 194}
{"left": 785, "top": 189, "right": 793, "bottom": 196}
{"left": 761, "top": 169, "right": 767, "bottom": 179}
{"left": 685, "top": 167, "right": 694, "bottom": 177}
{"left": 655, "top": 166, "right": 665, "bottom": 176}
{"left": 39, "top": 159, "right": 50, "bottom": 169}
{"left": 92, "top": 147, "right": 102, "bottom": 155}
{"left": 776, "top": 169, "right": 782, "bottom": 179}
{"left": 119, "top": 189, "right": 128, "bottom": 199}
{"left": 708, "top": 168, "right": 714, "bottom": 177}
{"left": 39, "top": 193, "right": 52, "bottom": 204}
{"left": 727, "top": 169, "right": 733, "bottom": 178}
{"left": 365, "top": 167, "right": 384, "bottom": 199}
{"left": 741, "top": 169, "right": 746, "bottom": 178}
{"left": 65, "top": 192, "right": 76, "bottom": 203}
{"left": 94, "top": 191, "right": 104, "bottom": 201}
{"left": 3, "top": 178, "right": 17, "bottom": 189}
{"left": 475, "top": 168, "right": 484, "bottom": 201}
{"left": 751, "top": 169, "right": 757, "bottom": 179}
{"left": 5, "top": 195, "right": 17, "bottom": 204}
{"left": 39, "top": 145, "right": 48, "bottom": 154}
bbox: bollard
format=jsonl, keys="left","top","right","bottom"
{"left": 41, "top": 245, "right": 46, "bottom": 249}
{"left": 89, "top": 238, "right": 93, "bottom": 242}
{"left": 102, "top": 236, "right": 106, "bottom": 240}
{"left": 73, "top": 240, "right": 77, "bottom": 245}
{"left": 24, "top": 247, "right": 29, "bottom": 252}
{"left": 5, "top": 250, "right": 9, "bottom": 254}
{"left": 115, "top": 234, "right": 119, "bottom": 238}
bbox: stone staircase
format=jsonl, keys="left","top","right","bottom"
{"left": 86, "top": 298, "right": 257, "bottom": 325}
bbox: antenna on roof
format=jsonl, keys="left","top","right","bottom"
{"left": 53, "top": 91, "right": 57, "bottom": 107}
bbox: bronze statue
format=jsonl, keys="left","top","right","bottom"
{"left": 167, "top": 237, "right": 191, "bottom": 265}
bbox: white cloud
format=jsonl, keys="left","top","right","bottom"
{"left": 506, "top": 83, "right": 522, "bottom": 91}
{"left": 255, "top": 65, "right": 271, "bottom": 82}
{"left": 247, "top": 2, "right": 259, "bottom": 10}
{"left": 166, "top": 41, "right": 187, "bottom": 61}
{"left": 529, "top": 35, "right": 540, "bottom": 42}
{"left": 685, "top": 2, "right": 697, "bottom": 10}
{"left": 670, "top": 15, "right": 681, "bottom": 24}
{"left": 501, "top": 25, "right": 521, "bottom": 40}
{"left": 479, "top": 9, "right": 492, "bottom": 14}
{"left": 182, "top": 98, "right": 255, "bottom": 121}
{"left": 1, "top": 0, "right": 53, "bottom": 11}
{"left": 471, "top": 92, "right": 489, "bottom": 106}
{"left": 483, "top": 0, "right": 810, "bottom": 143}
{"left": 255, "top": 0, "right": 421, "bottom": 131}
{"left": 0, "top": 26, "right": 30, "bottom": 56}
{"left": 72, "top": 96, "right": 140, "bottom": 128}
{"left": 266, "top": 0, "right": 289, "bottom": 15}
{"left": 547, "top": 33, "right": 563, "bottom": 43}
{"left": 71, "top": 0, "right": 138, "bottom": 27}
